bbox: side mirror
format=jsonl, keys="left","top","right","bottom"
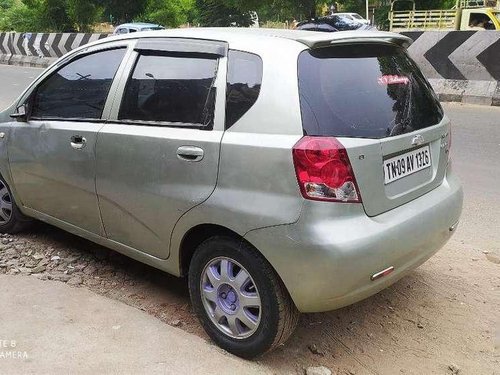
{"left": 10, "top": 104, "right": 28, "bottom": 122}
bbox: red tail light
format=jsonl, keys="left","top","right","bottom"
{"left": 292, "top": 136, "right": 361, "bottom": 203}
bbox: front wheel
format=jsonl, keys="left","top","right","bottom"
{"left": 188, "top": 236, "right": 299, "bottom": 358}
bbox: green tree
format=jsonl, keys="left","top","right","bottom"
{"left": 142, "top": 0, "right": 194, "bottom": 27}
{"left": 67, "top": 0, "right": 102, "bottom": 32}
{"left": 196, "top": 0, "right": 253, "bottom": 26}
{"left": 0, "top": 0, "right": 39, "bottom": 31}
{"left": 100, "top": 0, "right": 148, "bottom": 24}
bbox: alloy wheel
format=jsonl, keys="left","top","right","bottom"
{"left": 0, "top": 181, "right": 12, "bottom": 225}
{"left": 200, "top": 257, "right": 262, "bottom": 339}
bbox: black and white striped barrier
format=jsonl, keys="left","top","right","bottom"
{"left": 1, "top": 30, "right": 499, "bottom": 105}
{"left": 404, "top": 31, "right": 500, "bottom": 106}
{"left": 0, "top": 32, "right": 109, "bottom": 68}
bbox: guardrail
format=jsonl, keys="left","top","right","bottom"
{"left": 0, "top": 32, "right": 109, "bottom": 68}
{"left": 404, "top": 30, "right": 500, "bottom": 105}
{"left": 1, "top": 30, "right": 499, "bottom": 106}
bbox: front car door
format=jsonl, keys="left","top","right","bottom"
{"left": 95, "top": 38, "right": 227, "bottom": 259}
{"left": 8, "top": 43, "right": 130, "bottom": 234}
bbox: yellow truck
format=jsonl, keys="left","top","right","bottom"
{"left": 389, "top": 0, "right": 500, "bottom": 31}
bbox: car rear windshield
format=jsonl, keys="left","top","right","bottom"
{"left": 298, "top": 44, "right": 443, "bottom": 139}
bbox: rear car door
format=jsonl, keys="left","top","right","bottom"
{"left": 96, "top": 38, "right": 227, "bottom": 259}
{"left": 8, "top": 45, "right": 128, "bottom": 234}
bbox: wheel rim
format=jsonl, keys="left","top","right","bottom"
{"left": 200, "top": 257, "right": 262, "bottom": 339}
{"left": 0, "top": 181, "right": 12, "bottom": 225}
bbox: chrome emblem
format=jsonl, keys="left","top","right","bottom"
{"left": 411, "top": 134, "right": 425, "bottom": 146}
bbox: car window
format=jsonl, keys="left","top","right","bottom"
{"left": 31, "top": 48, "right": 126, "bottom": 120}
{"left": 129, "top": 28, "right": 138, "bottom": 33}
{"left": 116, "top": 28, "right": 128, "bottom": 34}
{"left": 119, "top": 53, "right": 218, "bottom": 127}
{"left": 298, "top": 44, "right": 443, "bottom": 139}
{"left": 225, "top": 50, "right": 263, "bottom": 129}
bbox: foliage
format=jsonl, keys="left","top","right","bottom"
{"left": 0, "top": 0, "right": 40, "bottom": 31}
{"left": 0, "top": 0, "right": 466, "bottom": 32}
{"left": 196, "top": 0, "right": 253, "bottom": 27}
{"left": 142, "top": 0, "right": 194, "bottom": 27}
{"left": 67, "top": 0, "right": 102, "bottom": 32}
{"left": 100, "top": 0, "right": 148, "bottom": 25}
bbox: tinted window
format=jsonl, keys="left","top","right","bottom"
{"left": 31, "top": 48, "right": 125, "bottom": 120}
{"left": 119, "top": 54, "right": 218, "bottom": 126}
{"left": 225, "top": 50, "right": 262, "bottom": 129}
{"left": 298, "top": 44, "right": 443, "bottom": 139}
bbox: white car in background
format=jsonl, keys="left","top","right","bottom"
{"left": 336, "top": 12, "right": 371, "bottom": 25}
{"left": 113, "top": 23, "right": 165, "bottom": 34}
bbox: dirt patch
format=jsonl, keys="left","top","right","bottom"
{"left": 1, "top": 222, "right": 499, "bottom": 374}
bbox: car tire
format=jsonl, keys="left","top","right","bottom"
{"left": 0, "top": 176, "right": 31, "bottom": 234}
{"left": 188, "top": 236, "right": 300, "bottom": 358}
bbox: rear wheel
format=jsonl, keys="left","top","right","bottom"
{"left": 188, "top": 236, "right": 299, "bottom": 358}
{"left": 0, "top": 177, "right": 31, "bottom": 234}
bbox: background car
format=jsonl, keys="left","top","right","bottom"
{"left": 296, "top": 15, "right": 376, "bottom": 31}
{"left": 335, "top": 12, "right": 371, "bottom": 25}
{"left": 296, "top": 22, "right": 338, "bottom": 32}
{"left": 113, "top": 23, "right": 165, "bottom": 34}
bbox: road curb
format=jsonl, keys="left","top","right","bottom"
{"left": 429, "top": 78, "right": 500, "bottom": 106}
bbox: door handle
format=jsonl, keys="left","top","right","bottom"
{"left": 70, "top": 135, "right": 87, "bottom": 150}
{"left": 176, "top": 146, "right": 204, "bottom": 162}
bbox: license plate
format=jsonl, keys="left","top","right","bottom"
{"left": 384, "top": 145, "right": 431, "bottom": 185}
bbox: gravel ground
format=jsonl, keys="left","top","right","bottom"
{"left": 1, "top": 221, "right": 499, "bottom": 375}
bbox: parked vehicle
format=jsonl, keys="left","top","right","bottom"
{"left": 0, "top": 28, "right": 463, "bottom": 358}
{"left": 113, "top": 22, "right": 165, "bottom": 34}
{"left": 297, "top": 15, "right": 376, "bottom": 31}
{"left": 389, "top": 0, "right": 500, "bottom": 31}
{"left": 296, "top": 22, "right": 338, "bottom": 32}
{"left": 335, "top": 12, "right": 371, "bottom": 25}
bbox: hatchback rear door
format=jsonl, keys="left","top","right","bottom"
{"left": 298, "top": 43, "right": 451, "bottom": 216}
{"left": 95, "top": 38, "right": 227, "bottom": 259}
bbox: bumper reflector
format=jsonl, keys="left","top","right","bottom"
{"left": 371, "top": 266, "right": 395, "bottom": 281}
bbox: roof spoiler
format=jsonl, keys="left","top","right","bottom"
{"left": 296, "top": 33, "right": 413, "bottom": 50}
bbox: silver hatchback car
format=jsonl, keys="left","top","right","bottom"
{"left": 0, "top": 28, "right": 463, "bottom": 358}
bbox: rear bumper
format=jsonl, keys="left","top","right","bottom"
{"left": 244, "top": 169, "right": 463, "bottom": 313}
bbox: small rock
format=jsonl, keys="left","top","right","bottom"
{"left": 308, "top": 343, "right": 325, "bottom": 356}
{"left": 112, "top": 325, "right": 121, "bottom": 330}
{"left": 18, "top": 267, "right": 32, "bottom": 274}
{"left": 170, "top": 320, "right": 182, "bottom": 327}
{"left": 51, "top": 256, "right": 61, "bottom": 262}
{"left": 417, "top": 323, "right": 424, "bottom": 329}
{"left": 486, "top": 253, "right": 500, "bottom": 265}
{"left": 448, "top": 364, "right": 460, "bottom": 374}
{"left": 1, "top": 238, "right": 9, "bottom": 245}
{"left": 305, "top": 366, "right": 332, "bottom": 375}
{"left": 67, "top": 276, "right": 83, "bottom": 286}
{"left": 53, "top": 274, "right": 71, "bottom": 283}
{"left": 471, "top": 258, "right": 479, "bottom": 262}
{"left": 482, "top": 250, "right": 489, "bottom": 254}
{"left": 83, "top": 265, "right": 97, "bottom": 275}
{"left": 31, "top": 265, "right": 46, "bottom": 274}
{"left": 32, "top": 252, "right": 44, "bottom": 261}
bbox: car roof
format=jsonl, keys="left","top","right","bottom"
{"left": 91, "top": 27, "right": 412, "bottom": 51}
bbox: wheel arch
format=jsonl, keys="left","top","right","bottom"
{"left": 178, "top": 223, "right": 245, "bottom": 277}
